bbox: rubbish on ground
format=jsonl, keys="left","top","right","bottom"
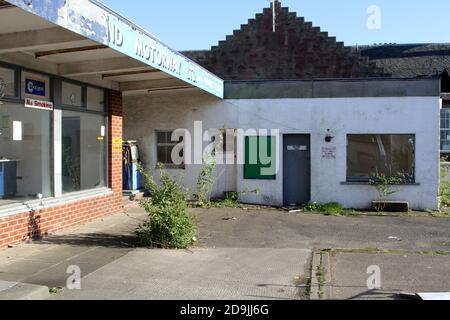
{"left": 222, "top": 217, "right": 237, "bottom": 221}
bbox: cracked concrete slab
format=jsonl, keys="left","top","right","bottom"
{"left": 0, "top": 281, "right": 49, "bottom": 300}
{"left": 51, "top": 248, "right": 311, "bottom": 300}
{"left": 329, "top": 252, "right": 450, "bottom": 300}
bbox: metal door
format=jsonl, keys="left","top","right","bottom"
{"left": 283, "top": 134, "right": 311, "bottom": 207}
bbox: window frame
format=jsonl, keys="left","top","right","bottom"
{"left": 54, "top": 79, "right": 109, "bottom": 194}
{"left": 60, "top": 79, "right": 86, "bottom": 110}
{"left": 0, "top": 64, "right": 54, "bottom": 206}
{"left": 0, "top": 61, "right": 110, "bottom": 212}
{"left": 60, "top": 109, "right": 108, "bottom": 194}
{"left": 155, "top": 130, "right": 185, "bottom": 169}
{"left": 441, "top": 107, "right": 450, "bottom": 153}
{"left": 0, "top": 62, "right": 21, "bottom": 102}
{"left": 346, "top": 133, "right": 416, "bottom": 184}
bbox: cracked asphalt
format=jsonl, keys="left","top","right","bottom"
{"left": 193, "top": 207, "right": 450, "bottom": 252}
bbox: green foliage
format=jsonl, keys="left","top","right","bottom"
{"left": 211, "top": 189, "right": 261, "bottom": 208}
{"left": 304, "top": 202, "right": 343, "bottom": 216}
{"left": 369, "top": 172, "right": 406, "bottom": 212}
{"left": 136, "top": 164, "right": 197, "bottom": 249}
{"left": 195, "top": 159, "right": 217, "bottom": 208}
{"left": 369, "top": 173, "right": 405, "bottom": 199}
{"left": 49, "top": 287, "right": 62, "bottom": 294}
{"left": 440, "top": 157, "right": 450, "bottom": 207}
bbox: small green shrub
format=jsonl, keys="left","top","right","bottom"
{"left": 195, "top": 159, "right": 217, "bottom": 208}
{"left": 137, "top": 164, "right": 197, "bottom": 249}
{"left": 369, "top": 172, "right": 406, "bottom": 212}
{"left": 440, "top": 180, "right": 450, "bottom": 208}
{"left": 304, "top": 203, "right": 343, "bottom": 216}
{"left": 369, "top": 173, "right": 405, "bottom": 200}
{"left": 440, "top": 157, "right": 450, "bottom": 208}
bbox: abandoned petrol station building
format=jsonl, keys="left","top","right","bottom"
{"left": 0, "top": 0, "right": 449, "bottom": 248}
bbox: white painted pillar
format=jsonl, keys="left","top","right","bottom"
{"left": 53, "top": 109, "right": 62, "bottom": 198}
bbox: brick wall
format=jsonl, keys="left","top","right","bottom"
{"left": 0, "top": 90, "right": 124, "bottom": 249}
{"left": 183, "top": 2, "right": 390, "bottom": 80}
{"left": 108, "top": 90, "right": 124, "bottom": 194}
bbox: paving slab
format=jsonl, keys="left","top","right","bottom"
{"left": 330, "top": 252, "right": 450, "bottom": 300}
{"left": 0, "top": 210, "right": 147, "bottom": 288}
{"left": 0, "top": 281, "right": 49, "bottom": 300}
{"left": 51, "top": 248, "right": 311, "bottom": 300}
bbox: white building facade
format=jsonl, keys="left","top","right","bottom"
{"left": 124, "top": 78, "right": 442, "bottom": 210}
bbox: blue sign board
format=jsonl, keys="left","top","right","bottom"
{"left": 25, "top": 78, "right": 46, "bottom": 97}
{"left": 5, "top": 0, "right": 224, "bottom": 98}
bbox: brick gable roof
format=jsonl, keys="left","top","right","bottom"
{"left": 183, "top": 2, "right": 390, "bottom": 80}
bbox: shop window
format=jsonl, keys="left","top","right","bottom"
{"left": 0, "top": 102, "right": 52, "bottom": 205}
{"left": 87, "top": 87, "right": 105, "bottom": 112}
{"left": 347, "top": 134, "right": 415, "bottom": 182}
{"left": 0, "top": 66, "right": 17, "bottom": 98}
{"left": 156, "top": 131, "right": 184, "bottom": 169}
{"left": 244, "top": 136, "right": 277, "bottom": 180}
{"left": 62, "top": 110, "right": 106, "bottom": 193}
{"left": 62, "top": 81, "right": 84, "bottom": 107}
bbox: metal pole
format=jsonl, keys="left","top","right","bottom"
{"left": 273, "top": 0, "right": 276, "bottom": 32}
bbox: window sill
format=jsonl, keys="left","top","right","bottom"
{"left": 341, "top": 181, "right": 421, "bottom": 186}
{"left": 0, "top": 187, "right": 113, "bottom": 219}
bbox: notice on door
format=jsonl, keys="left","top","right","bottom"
{"left": 287, "top": 145, "right": 308, "bottom": 151}
{"left": 322, "top": 147, "right": 336, "bottom": 159}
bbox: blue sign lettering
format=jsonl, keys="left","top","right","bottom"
{"left": 5, "top": 0, "right": 224, "bottom": 98}
{"left": 25, "top": 78, "right": 46, "bottom": 97}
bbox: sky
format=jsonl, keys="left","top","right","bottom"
{"left": 101, "top": 0, "right": 450, "bottom": 51}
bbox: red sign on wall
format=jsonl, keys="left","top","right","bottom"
{"left": 24, "top": 98, "right": 54, "bottom": 111}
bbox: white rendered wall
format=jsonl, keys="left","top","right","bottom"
{"left": 123, "top": 90, "right": 440, "bottom": 210}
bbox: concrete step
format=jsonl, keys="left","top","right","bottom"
{"left": 0, "top": 281, "right": 49, "bottom": 300}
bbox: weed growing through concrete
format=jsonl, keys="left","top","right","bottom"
{"left": 369, "top": 173, "right": 406, "bottom": 212}
{"left": 137, "top": 164, "right": 197, "bottom": 249}
{"left": 304, "top": 203, "right": 344, "bottom": 216}
{"left": 316, "top": 252, "right": 326, "bottom": 299}
{"left": 49, "top": 287, "right": 62, "bottom": 294}
{"left": 210, "top": 189, "right": 261, "bottom": 209}
{"left": 195, "top": 157, "right": 217, "bottom": 208}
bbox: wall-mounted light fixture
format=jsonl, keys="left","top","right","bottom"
{"left": 325, "top": 129, "right": 334, "bottom": 143}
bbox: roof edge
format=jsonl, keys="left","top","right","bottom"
{"left": 225, "top": 77, "right": 441, "bottom": 99}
